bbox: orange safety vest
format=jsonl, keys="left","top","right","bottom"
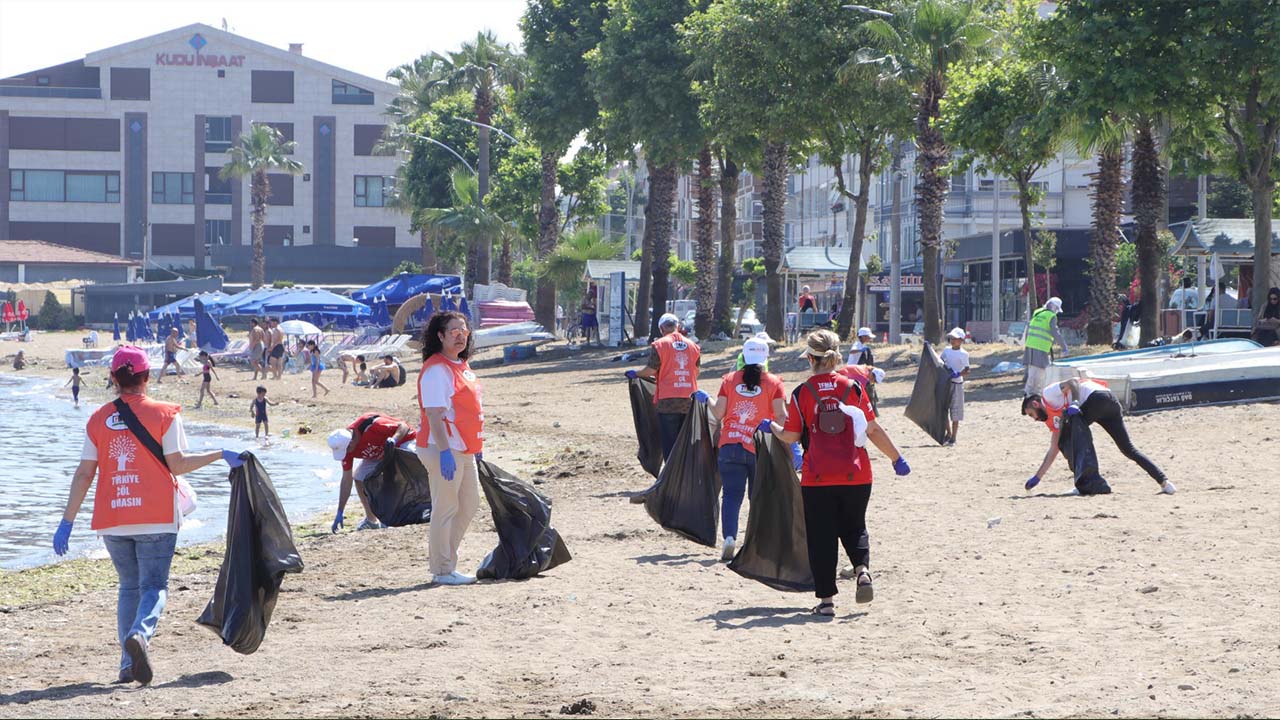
{"left": 652, "top": 332, "right": 701, "bottom": 403}
{"left": 717, "top": 369, "right": 783, "bottom": 452}
{"left": 416, "top": 354, "right": 485, "bottom": 454}
{"left": 86, "top": 394, "right": 180, "bottom": 531}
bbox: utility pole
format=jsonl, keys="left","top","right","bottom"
{"left": 992, "top": 175, "right": 1001, "bottom": 338}
{"left": 889, "top": 141, "right": 904, "bottom": 344}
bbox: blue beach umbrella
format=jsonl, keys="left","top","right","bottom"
{"left": 112, "top": 312, "right": 121, "bottom": 341}
{"left": 458, "top": 296, "right": 471, "bottom": 322}
{"left": 155, "top": 314, "right": 172, "bottom": 339}
{"left": 172, "top": 313, "right": 185, "bottom": 340}
{"left": 441, "top": 294, "right": 457, "bottom": 313}
{"left": 194, "top": 298, "right": 229, "bottom": 351}
{"left": 412, "top": 296, "right": 435, "bottom": 327}
{"left": 125, "top": 313, "right": 138, "bottom": 343}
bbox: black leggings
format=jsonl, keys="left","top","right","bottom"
{"left": 1080, "top": 392, "right": 1167, "bottom": 484}
{"left": 801, "top": 484, "right": 872, "bottom": 599}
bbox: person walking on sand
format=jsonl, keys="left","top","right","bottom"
{"left": 303, "top": 340, "right": 329, "bottom": 398}
{"left": 847, "top": 327, "right": 876, "bottom": 367}
{"left": 1023, "top": 297, "right": 1069, "bottom": 396}
{"left": 939, "top": 328, "right": 969, "bottom": 445}
{"left": 157, "top": 329, "right": 184, "bottom": 383}
{"left": 703, "top": 337, "right": 786, "bottom": 561}
{"left": 580, "top": 286, "right": 600, "bottom": 345}
{"left": 268, "top": 319, "right": 286, "bottom": 380}
{"left": 416, "top": 311, "right": 485, "bottom": 586}
{"left": 193, "top": 351, "right": 220, "bottom": 409}
{"left": 248, "top": 318, "right": 266, "bottom": 381}
{"left": 326, "top": 412, "right": 416, "bottom": 533}
{"left": 250, "top": 385, "right": 277, "bottom": 438}
{"left": 65, "top": 367, "right": 82, "bottom": 408}
{"left": 52, "top": 345, "right": 243, "bottom": 685}
{"left": 1022, "top": 377, "right": 1175, "bottom": 495}
{"left": 762, "top": 330, "right": 911, "bottom": 617}
{"left": 625, "top": 313, "right": 701, "bottom": 502}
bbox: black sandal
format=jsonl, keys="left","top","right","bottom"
{"left": 855, "top": 570, "right": 874, "bottom": 604}
{"left": 812, "top": 602, "right": 835, "bottom": 617}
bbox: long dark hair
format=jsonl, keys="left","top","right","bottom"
{"left": 1265, "top": 287, "right": 1280, "bottom": 320}
{"left": 420, "top": 311, "right": 474, "bottom": 362}
{"left": 742, "top": 363, "right": 762, "bottom": 391}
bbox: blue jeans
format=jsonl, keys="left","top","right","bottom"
{"left": 717, "top": 443, "right": 756, "bottom": 539}
{"left": 658, "top": 412, "right": 686, "bottom": 462}
{"left": 102, "top": 533, "right": 177, "bottom": 673}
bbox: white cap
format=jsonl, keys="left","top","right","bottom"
{"left": 658, "top": 313, "right": 680, "bottom": 328}
{"left": 1045, "top": 297, "right": 1063, "bottom": 313}
{"left": 871, "top": 367, "right": 886, "bottom": 384}
{"left": 947, "top": 327, "right": 966, "bottom": 340}
{"left": 857, "top": 327, "right": 874, "bottom": 339}
{"left": 741, "top": 337, "right": 770, "bottom": 366}
{"left": 327, "top": 429, "right": 352, "bottom": 461}
{"left": 754, "top": 331, "right": 778, "bottom": 345}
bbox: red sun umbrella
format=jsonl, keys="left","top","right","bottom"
{"left": 1, "top": 302, "right": 13, "bottom": 324}
{"left": 16, "top": 300, "right": 29, "bottom": 322}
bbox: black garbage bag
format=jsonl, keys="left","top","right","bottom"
{"left": 475, "top": 459, "right": 572, "bottom": 580}
{"left": 728, "top": 431, "right": 814, "bottom": 592}
{"left": 1058, "top": 413, "right": 1112, "bottom": 495}
{"left": 629, "top": 376, "right": 663, "bottom": 478}
{"left": 643, "top": 400, "right": 721, "bottom": 546}
{"left": 904, "top": 341, "right": 951, "bottom": 445}
{"left": 365, "top": 446, "right": 432, "bottom": 526}
{"left": 196, "top": 452, "right": 303, "bottom": 655}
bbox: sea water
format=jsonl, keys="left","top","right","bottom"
{"left": 0, "top": 374, "right": 339, "bottom": 570}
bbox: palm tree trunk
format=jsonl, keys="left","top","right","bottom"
{"left": 1017, "top": 176, "right": 1036, "bottom": 318}
{"left": 647, "top": 162, "right": 678, "bottom": 339}
{"left": 915, "top": 72, "right": 948, "bottom": 346}
{"left": 1087, "top": 143, "right": 1125, "bottom": 345}
{"left": 535, "top": 149, "right": 559, "bottom": 332}
{"left": 1131, "top": 118, "right": 1164, "bottom": 345}
{"left": 1251, "top": 181, "right": 1275, "bottom": 310}
{"left": 714, "top": 155, "right": 739, "bottom": 337}
{"left": 636, "top": 177, "right": 653, "bottom": 341}
{"left": 694, "top": 145, "right": 717, "bottom": 339}
{"left": 251, "top": 170, "right": 269, "bottom": 288}
{"left": 475, "top": 94, "right": 493, "bottom": 287}
{"left": 497, "top": 234, "right": 513, "bottom": 285}
{"left": 420, "top": 227, "right": 437, "bottom": 274}
{"left": 836, "top": 140, "right": 875, "bottom": 341}
{"left": 761, "top": 140, "right": 788, "bottom": 342}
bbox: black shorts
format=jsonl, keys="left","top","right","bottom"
{"left": 164, "top": 351, "right": 177, "bottom": 364}
{"left": 270, "top": 345, "right": 285, "bottom": 359}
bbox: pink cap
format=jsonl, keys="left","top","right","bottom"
{"left": 111, "top": 345, "right": 151, "bottom": 373}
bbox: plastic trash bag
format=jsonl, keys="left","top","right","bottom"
{"left": 728, "top": 431, "right": 814, "bottom": 592}
{"left": 196, "top": 452, "right": 303, "bottom": 655}
{"left": 628, "top": 376, "right": 663, "bottom": 478}
{"left": 643, "top": 400, "right": 721, "bottom": 546}
{"left": 904, "top": 341, "right": 952, "bottom": 445}
{"left": 1058, "top": 413, "right": 1112, "bottom": 495}
{"left": 365, "top": 447, "right": 432, "bottom": 526}
{"left": 475, "top": 459, "right": 572, "bottom": 580}
{"left": 992, "top": 361, "right": 1025, "bottom": 374}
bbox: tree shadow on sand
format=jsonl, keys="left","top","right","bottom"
{"left": 699, "top": 606, "right": 868, "bottom": 629}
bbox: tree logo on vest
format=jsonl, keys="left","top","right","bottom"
{"left": 109, "top": 436, "right": 136, "bottom": 473}
{"left": 735, "top": 383, "right": 762, "bottom": 398}
{"left": 105, "top": 412, "right": 129, "bottom": 431}
{"left": 675, "top": 353, "right": 688, "bottom": 371}
{"left": 730, "top": 400, "right": 755, "bottom": 426}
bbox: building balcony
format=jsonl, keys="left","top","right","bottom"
{"left": 0, "top": 86, "right": 102, "bottom": 99}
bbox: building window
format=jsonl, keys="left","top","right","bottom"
{"left": 204, "top": 168, "right": 232, "bottom": 205}
{"left": 332, "top": 79, "right": 374, "bottom": 105}
{"left": 205, "top": 219, "right": 231, "bottom": 248}
{"left": 204, "top": 116, "right": 234, "bottom": 153}
{"left": 151, "top": 172, "right": 194, "bottom": 204}
{"left": 9, "top": 169, "right": 119, "bottom": 203}
{"left": 354, "top": 175, "right": 391, "bottom": 207}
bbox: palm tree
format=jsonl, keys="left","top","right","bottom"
{"left": 857, "top": 0, "right": 993, "bottom": 345}
{"left": 693, "top": 146, "right": 718, "bottom": 339}
{"left": 385, "top": 54, "right": 451, "bottom": 273}
{"left": 421, "top": 168, "right": 508, "bottom": 278}
{"left": 1073, "top": 114, "right": 1129, "bottom": 346}
{"left": 220, "top": 125, "right": 303, "bottom": 288}
{"left": 540, "top": 226, "right": 624, "bottom": 322}
{"left": 430, "top": 31, "right": 526, "bottom": 287}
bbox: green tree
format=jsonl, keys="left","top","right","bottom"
{"left": 540, "top": 226, "right": 624, "bottom": 311}
{"left": 1208, "top": 177, "right": 1253, "bottom": 218}
{"left": 422, "top": 169, "right": 510, "bottom": 278}
{"left": 35, "top": 291, "right": 73, "bottom": 330}
{"left": 941, "top": 0, "right": 1065, "bottom": 324}
{"left": 219, "top": 124, "right": 304, "bottom": 288}
{"left": 856, "top": 0, "right": 994, "bottom": 345}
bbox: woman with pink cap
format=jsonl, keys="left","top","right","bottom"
{"left": 52, "top": 345, "right": 243, "bottom": 685}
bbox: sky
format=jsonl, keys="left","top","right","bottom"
{"left": 0, "top": 0, "right": 526, "bottom": 82}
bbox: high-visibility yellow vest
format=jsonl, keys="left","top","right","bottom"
{"left": 1026, "top": 308, "right": 1057, "bottom": 353}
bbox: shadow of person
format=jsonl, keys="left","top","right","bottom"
{"left": 630, "top": 552, "right": 718, "bottom": 568}
{"left": 0, "top": 681, "right": 117, "bottom": 706}
{"left": 323, "top": 581, "right": 434, "bottom": 602}
{"left": 698, "top": 606, "right": 868, "bottom": 629}
{"left": 155, "top": 671, "right": 235, "bottom": 689}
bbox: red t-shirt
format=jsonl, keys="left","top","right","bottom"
{"left": 343, "top": 413, "right": 416, "bottom": 471}
{"left": 717, "top": 370, "right": 784, "bottom": 452}
{"left": 783, "top": 372, "right": 873, "bottom": 486}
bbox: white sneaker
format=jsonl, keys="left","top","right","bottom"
{"left": 448, "top": 571, "right": 476, "bottom": 585}
{"left": 721, "top": 536, "right": 736, "bottom": 562}
{"left": 356, "top": 519, "right": 385, "bottom": 531}
{"left": 1069, "top": 487, "right": 1081, "bottom": 496}
{"left": 432, "top": 572, "right": 475, "bottom": 586}
{"left": 1161, "top": 480, "right": 1177, "bottom": 495}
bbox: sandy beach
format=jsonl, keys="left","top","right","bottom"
{"left": 1, "top": 330, "right": 1278, "bottom": 718}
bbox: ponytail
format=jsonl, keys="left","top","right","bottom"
{"left": 742, "top": 363, "right": 762, "bottom": 391}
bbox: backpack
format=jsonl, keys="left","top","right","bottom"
{"left": 797, "top": 378, "right": 860, "bottom": 479}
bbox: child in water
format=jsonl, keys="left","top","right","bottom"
{"left": 194, "top": 350, "right": 220, "bottom": 409}
{"left": 64, "top": 367, "right": 82, "bottom": 408}
{"left": 251, "top": 385, "right": 278, "bottom": 438}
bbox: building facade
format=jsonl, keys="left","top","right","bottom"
{"left": 0, "top": 24, "right": 412, "bottom": 280}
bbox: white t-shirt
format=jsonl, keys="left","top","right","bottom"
{"left": 1041, "top": 380, "right": 1106, "bottom": 410}
{"left": 81, "top": 412, "right": 188, "bottom": 536}
{"left": 1169, "top": 287, "right": 1201, "bottom": 310}
{"left": 418, "top": 359, "right": 467, "bottom": 452}
{"left": 940, "top": 347, "right": 969, "bottom": 384}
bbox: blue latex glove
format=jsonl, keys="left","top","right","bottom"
{"left": 476, "top": 451, "right": 484, "bottom": 462}
{"left": 1065, "top": 404, "right": 1081, "bottom": 417}
{"left": 1025, "top": 475, "right": 1041, "bottom": 491}
{"left": 624, "top": 370, "right": 638, "bottom": 380}
{"left": 948, "top": 368, "right": 961, "bottom": 379}
{"left": 692, "top": 390, "right": 709, "bottom": 403}
{"left": 53, "top": 519, "right": 73, "bottom": 556}
{"left": 756, "top": 419, "right": 773, "bottom": 435}
{"left": 893, "top": 456, "right": 911, "bottom": 476}
{"left": 331, "top": 510, "right": 344, "bottom": 534}
{"left": 222, "top": 449, "right": 244, "bottom": 468}
{"left": 439, "top": 449, "right": 457, "bottom": 481}
{"left": 790, "top": 442, "right": 803, "bottom": 471}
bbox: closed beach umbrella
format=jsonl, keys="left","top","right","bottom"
{"left": 125, "top": 312, "right": 138, "bottom": 342}
{"left": 112, "top": 312, "right": 121, "bottom": 341}
{"left": 459, "top": 296, "right": 471, "bottom": 322}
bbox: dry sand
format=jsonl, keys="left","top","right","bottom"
{"left": 1, "top": 330, "right": 1278, "bottom": 718}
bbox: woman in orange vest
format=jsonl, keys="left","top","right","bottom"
{"left": 52, "top": 345, "right": 242, "bottom": 685}
{"left": 415, "top": 311, "right": 484, "bottom": 586}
